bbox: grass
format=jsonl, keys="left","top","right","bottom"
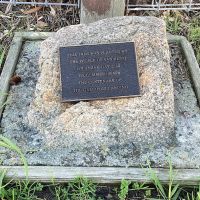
{"left": 188, "top": 18, "right": 200, "bottom": 63}
{"left": 0, "top": 136, "right": 28, "bottom": 178}
{"left": 68, "top": 177, "right": 97, "bottom": 200}
{"left": 163, "top": 11, "right": 200, "bottom": 64}
{"left": 164, "top": 12, "right": 183, "bottom": 35}
{"left": 0, "top": 180, "right": 43, "bottom": 200}
{"left": 185, "top": 185, "right": 200, "bottom": 200}
{"left": 0, "top": 136, "right": 39, "bottom": 200}
{"left": 0, "top": 167, "right": 200, "bottom": 200}
{"left": 118, "top": 179, "right": 131, "bottom": 200}
{"left": 147, "top": 158, "right": 181, "bottom": 200}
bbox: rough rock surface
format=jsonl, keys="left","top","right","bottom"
{"left": 27, "top": 17, "right": 174, "bottom": 155}
{"left": 1, "top": 40, "right": 199, "bottom": 167}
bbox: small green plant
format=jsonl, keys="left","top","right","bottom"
{"left": 132, "top": 182, "right": 150, "bottom": 191}
{"left": 184, "top": 185, "right": 200, "bottom": 200}
{"left": 145, "top": 188, "right": 152, "bottom": 198}
{"left": 162, "top": 11, "right": 200, "bottom": 64}
{"left": 188, "top": 19, "right": 200, "bottom": 42}
{"left": 147, "top": 158, "right": 181, "bottom": 200}
{"left": 1, "top": 180, "right": 43, "bottom": 200}
{"left": 118, "top": 179, "right": 131, "bottom": 200}
{"left": 188, "top": 18, "right": 200, "bottom": 63}
{"left": 68, "top": 177, "right": 97, "bottom": 200}
{"left": 0, "top": 169, "right": 11, "bottom": 199}
{"left": 132, "top": 182, "right": 152, "bottom": 199}
{"left": 53, "top": 184, "right": 70, "bottom": 200}
{"left": 164, "top": 12, "right": 183, "bottom": 35}
{"left": 0, "top": 136, "right": 32, "bottom": 199}
{"left": 186, "top": 191, "right": 199, "bottom": 200}
{"left": 188, "top": 26, "right": 200, "bottom": 42}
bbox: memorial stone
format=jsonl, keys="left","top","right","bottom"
{"left": 27, "top": 16, "right": 174, "bottom": 166}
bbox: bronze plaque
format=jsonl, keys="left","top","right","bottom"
{"left": 60, "top": 42, "right": 140, "bottom": 102}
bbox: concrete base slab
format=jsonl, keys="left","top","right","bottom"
{"left": 0, "top": 39, "right": 200, "bottom": 168}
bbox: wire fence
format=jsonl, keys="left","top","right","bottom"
{"left": 0, "top": 0, "right": 80, "bottom": 8}
{"left": 127, "top": 0, "right": 200, "bottom": 11}
{"left": 0, "top": 0, "right": 200, "bottom": 11}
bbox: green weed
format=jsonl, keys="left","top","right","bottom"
{"left": 164, "top": 12, "right": 183, "bottom": 35}
{"left": 186, "top": 191, "right": 200, "bottom": 200}
{"left": 145, "top": 188, "right": 152, "bottom": 198}
{"left": 50, "top": 179, "right": 70, "bottom": 200}
{"left": 68, "top": 177, "right": 97, "bottom": 200}
{"left": 0, "top": 136, "right": 30, "bottom": 200}
{"left": 132, "top": 182, "right": 150, "bottom": 191}
{"left": 118, "top": 179, "right": 131, "bottom": 200}
{"left": 188, "top": 18, "right": 200, "bottom": 63}
{"left": 54, "top": 184, "right": 70, "bottom": 200}
{"left": 0, "top": 169, "right": 10, "bottom": 199}
{"left": 188, "top": 18, "right": 200, "bottom": 42}
{"left": 131, "top": 182, "right": 153, "bottom": 199}
{"left": 147, "top": 158, "right": 181, "bottom": 200}
{"left": 1, "top": 180, "right": 43, "bottom": 200}
{"left": 1, "top": 137, "right": 200, "bottom": 199}
{"left": 182, "top": 185, "right": 200, "bottom": 200}
{"left": 163, "top": 11, "right": 200, "bottom": 64}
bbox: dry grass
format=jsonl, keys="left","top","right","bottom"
{"left": 0, "top": 2, "right": 79, "bottom": 70}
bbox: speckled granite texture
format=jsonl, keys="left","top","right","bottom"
{"left": 8, "top": 16, "right": 200, "bottom": 168}
{"left": 1, "top": 39, "right": 200, "bottom": 167}
{"left": 26, "top": 17, "right": 174, "bottom": 153}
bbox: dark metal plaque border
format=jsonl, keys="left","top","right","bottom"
{"left": 60, "top": 42, "right": 140, "bottom": 102}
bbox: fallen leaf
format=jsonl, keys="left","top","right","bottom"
{"left": 22, "top": 6, "right": 42, "bottom": 14}
{"left": 10, "top": 75, "right": 21, "bottom": 85}
{"left": 37, "top": 21, "right": 48, "bottom": 28}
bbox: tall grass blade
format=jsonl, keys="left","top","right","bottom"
{"left": 0, "top": 169, "right": 7, "bottom": 188}
{"left": 0, "top": 136, "right": 28, "bottom": 179}
{"left": 147, "top": 163, "right": 167, "bottom": 199}
{"left": 172, "top": 187, "right": 182, "bottom": 200}
{"left": 171, "top": 184, "right": 180, "bottom": 197}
